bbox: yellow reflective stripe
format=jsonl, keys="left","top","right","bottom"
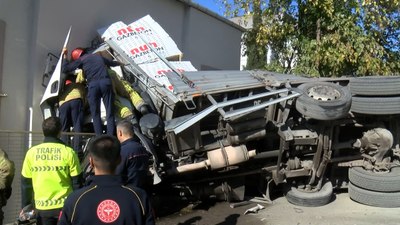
{"left": 35, "top": 196, "right": 67, "bottom": 208}
{"left": 75, "top": 69, "right": 85, "bottom": 83}
{"left": 71, "top": 185, "right": 97, "bottom": 223}
{"left": 30, "top": 165, "right": 69, "bottom": 172}
{"left": 122, "top": 185, "right": 145, "bottom": 216}
{"left": 114, "top": 99, "right": 132, "bottom": 119}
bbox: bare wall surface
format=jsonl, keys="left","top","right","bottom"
{"left": 184, "top": 8, "right": 241, "bottom": 70}
{"left": 0, "top": 0, "right": 36, "bottom": 131}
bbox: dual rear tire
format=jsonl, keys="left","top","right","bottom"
{"left": 348, "top": 167, "right": 400, "bottom": 207}
{"left": 350, "top": 76, "right": 400, "bottom": 115}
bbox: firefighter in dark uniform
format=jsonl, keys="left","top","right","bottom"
{"left": 59, "top": 75, "right": 85, "bottom": 156}
{"left": 62, "top": 47, "right": 123, "bottom": 136}
{"left": 116, "top": 120, "right": 150, "bottom": 190}
{"left": 58, "top": 134, "right": 155, "bottom": 225}
{"left": 21, "top": 117, "right": 82, "bottom": 225}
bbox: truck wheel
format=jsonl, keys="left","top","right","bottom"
{"left": 351, "top": 96, "right": 400, "bottom": 115}
{"left": 295, "top": 82, "right": 351, "bottom": 120}
{"left": 350, "top": 76, "right": 400, "bottom": 96}
{"left": 348, "top": 182, "right": 400, "bottom": 208}
{"left": 285, "top": 181, "right": 333, "bottom": 207}
{"left": 349, "top": 167, "right": 400, "bottom": 192}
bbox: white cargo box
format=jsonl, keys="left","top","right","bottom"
{"left": 98, "top": 15, "right": 182, "bottom": 64}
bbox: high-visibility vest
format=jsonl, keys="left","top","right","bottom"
{"left": 21, "top": 142, "right": 81, "bottom": 210}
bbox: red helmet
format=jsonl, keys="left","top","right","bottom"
{"left": 71, "top": 48, "right": 84, "bottom": 61}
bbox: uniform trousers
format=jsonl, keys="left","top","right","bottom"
{"left": 87, "top": 78, "right": 115, "bottom": 135}
{"left": 59, "top": 98, "right": 83, "bottom": 153}
{"left": 37, "top": 208, "right": 62, "bottom": 225}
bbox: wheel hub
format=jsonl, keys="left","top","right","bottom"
{"left": 306, "top": 85, "right": 341, "bottom": 101}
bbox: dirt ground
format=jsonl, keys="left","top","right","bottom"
{"left": 155, "top": 191, "right": 400, "bottom": 225}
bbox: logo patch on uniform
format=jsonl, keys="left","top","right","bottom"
{"left": 97, "top": 199, "right": 120, "bottom": 223}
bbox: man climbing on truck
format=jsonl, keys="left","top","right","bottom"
{"left": 62, "top": 47, "right": 122, "bottom": 135}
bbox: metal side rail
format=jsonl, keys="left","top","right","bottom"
{"left": 105, "top": 39, "right": 180, "bottom": 104}
{"left": 221, "top": 92, "right": 300, "bottom": 120}
{"left": 134, "top": 33, "right": 196, "bottom": 88}
{"left": 171, "top": 88, "right": 301, "bottom": 134}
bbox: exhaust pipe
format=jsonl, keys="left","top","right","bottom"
{"left": 173, "top": 145, "right": 256, "bottom": 174}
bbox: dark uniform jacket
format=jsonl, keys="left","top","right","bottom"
{"left": 58, "top": 175, "right": 155, "bottom": 225}
{"left": 62, "top": 52, "right": 120, "bottom": 136}
{"left": 115, "top": 138, "right": 149, "bottom": 188}
{"left": 62, "top": 54, "right": 120, "bottom": 83}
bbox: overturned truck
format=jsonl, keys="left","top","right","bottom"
{"left": 41, "top": 17, "right": 400, "bottom": 208}
{"left": 102, "top": 39, "right": 400, "bottom": 208}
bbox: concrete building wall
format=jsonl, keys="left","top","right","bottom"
{"left": 0, "top": 1, "right": 35, "bottom": 132}
{"left": 0, "top": 0, "right": 243, "bottom": 132}
{"left": 0, "top": 0, "right": 242, "bottom": 223}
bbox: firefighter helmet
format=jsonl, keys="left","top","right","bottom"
{"left": 71, "top": 48, "right": 84, "bottom": 61}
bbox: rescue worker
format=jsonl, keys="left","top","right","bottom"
{"left": 108, "top": 69, "right": 150, "bottom": 117}
{"left": 58, "top": 135, "right": 155, "bottom": 225}
{"left": 0, "top": 148, "right": 15, "bottom": 225}
{"left": 116, "top": 120, "right": 150, "bottom": 190}
{"left": 21, "top": 117, "right": 82, "bottom": 225}
{"left": 59, "top": 74, "right": 85, "bottom": 158}
{"left": 62, "top": 47, "right": 123, "bottom": 136}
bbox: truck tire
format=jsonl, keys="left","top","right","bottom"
{"left": 350, "top": 76, "right": 400, "bottom": 96}
{"left": 285, "top": 181, "right": 333, "bottom": 207}
{"left": 295, "top": 82, "right": 352, "bottom": 120}
{"left": 348, "top": 182, "right": 400, "bottom": 208}
{"left": 351, "top": 96, "right": 400, "bottom": 115}
{"left": 349, "top": 167, "right": 400, "bottom": 192}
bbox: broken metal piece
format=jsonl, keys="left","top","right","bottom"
{"left": 230, "top": 201, "right": 251, "bottom": 208}
{"left": 244, "top": 204, "right": 265, "bottom": 215}
{"left": 230, "top": 196, "right": 272, "bottom": 209}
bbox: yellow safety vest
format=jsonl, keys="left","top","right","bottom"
{"left": 21, "top": 142, "right": 81, "bottom": 210}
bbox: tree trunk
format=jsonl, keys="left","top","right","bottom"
{"left": 316, "top": 18, "right": 321, "bottom": 76}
